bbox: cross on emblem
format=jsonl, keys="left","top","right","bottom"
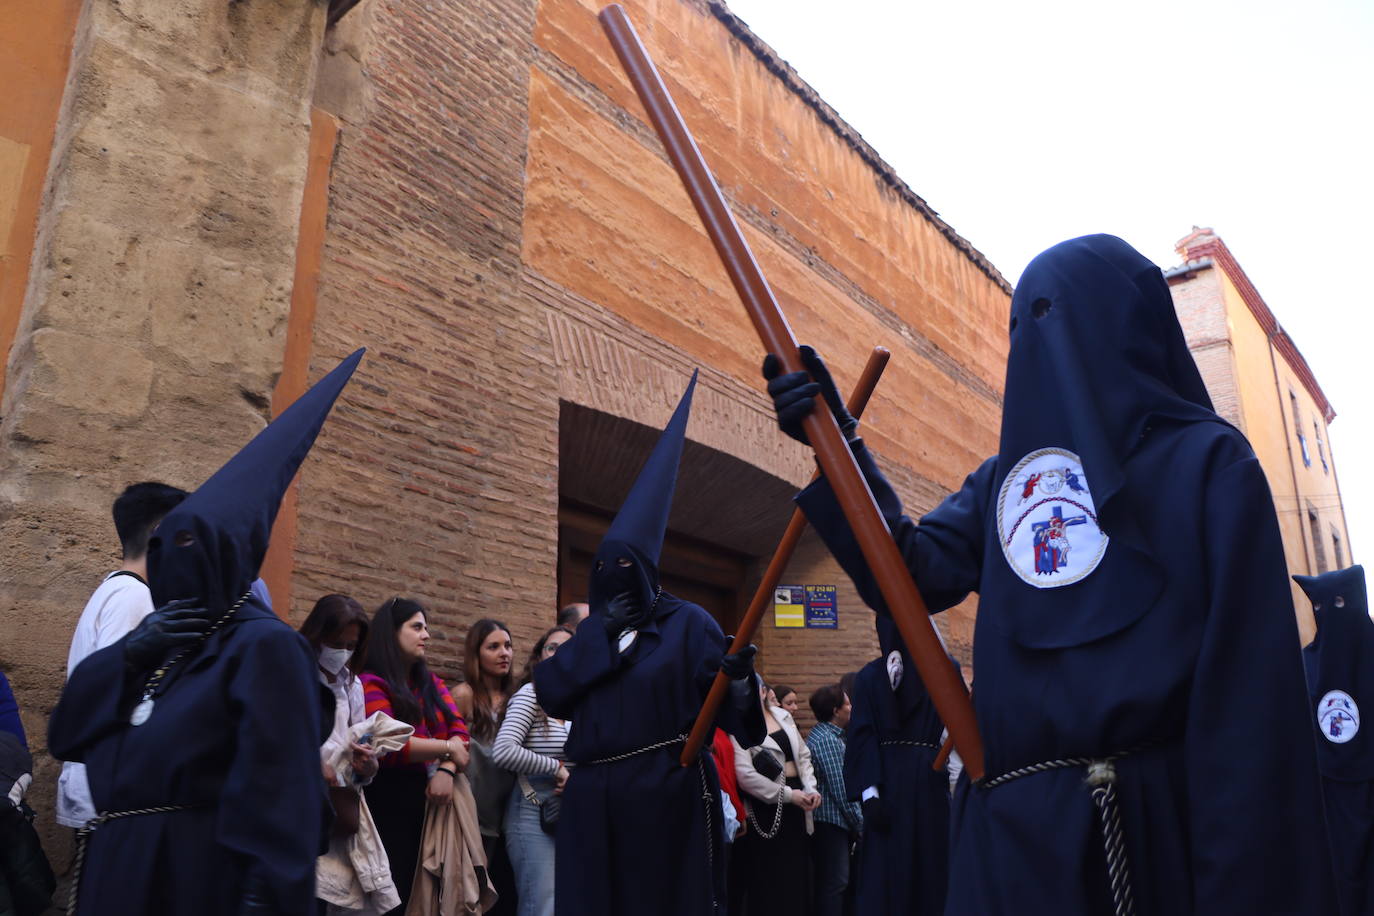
{"left": 1030, "top": 505, "right": 1088, "bottom": 575}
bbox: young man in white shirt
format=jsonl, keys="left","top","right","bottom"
{"left": 55, "top": 481, "right": 187, "bottom": 828}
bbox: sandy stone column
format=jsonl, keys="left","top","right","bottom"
{"left": 0, "top": 0, "right": 329, "bottom": 861}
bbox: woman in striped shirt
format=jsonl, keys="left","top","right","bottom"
{"left": 361, "top": 597, "right": 471, "bottom": 914}
{"left": 492, "top": 626, "right": 574, "bottom": 916}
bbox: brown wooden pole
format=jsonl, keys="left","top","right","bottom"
{"left": 680, "top": 347, "right": 889, "bottom": 766}
{"left": 599, "top": 4, "right": 984, "bottom": 780}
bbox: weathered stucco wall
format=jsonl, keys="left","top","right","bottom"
{"left": 0, "top": 0, "right": 328, "bottom": 862}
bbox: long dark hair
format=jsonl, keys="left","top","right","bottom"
{"left": 464, "top": 618, "right": 515, "bottom": 742}
{"left": 298, "top": 593, "right": 371, "bottom": 678}
{"left": 363, "top": 597, "right": 455, "bottom": 732}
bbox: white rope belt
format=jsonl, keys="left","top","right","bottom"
{"left": 978, "top": 748, "right": 1147, "bottom": 916}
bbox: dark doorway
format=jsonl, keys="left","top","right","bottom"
{"left": 558, "top": 501, "right": 750, "bottom": 633}
{"left": 557, "top": 399, "right": 798, "bottom": 634}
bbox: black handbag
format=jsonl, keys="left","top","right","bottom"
{"left": 752, "top": 747, "right": 784, "bottom": 782}
{"left": 519, "top": 774, "right": 560, "bottom": 835}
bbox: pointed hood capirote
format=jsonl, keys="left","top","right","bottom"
{"left": 587, "top": 370, "right": 698, "bottom": 615}
{"left": 1298, "top": 565, "right": 1374, "bottom": 781}
{"left": 148, "top": 349, "right": 365, "bottom": 613}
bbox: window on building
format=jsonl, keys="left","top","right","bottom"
{"left": 1291, "top": 391, "right": 1310, "bottom": 467}
{"left": 1314, "top": 421, "right": 1328, "bottom": 473}
{"left": 1333, "top": 529, "right": 1345, "bottom": 570}
{"left": 1309, "top": 507, "right": 1328, "bottom": 574}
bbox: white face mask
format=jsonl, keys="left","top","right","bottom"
{"left": 319, "top": 646, "right": 353, "bottom": 676}
{"left": 886, "top": 650, "right": 904, "bottom": 691}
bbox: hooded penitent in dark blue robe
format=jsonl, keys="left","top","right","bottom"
{"left": 49, "top": 350, "right": 364, "bottom": 916}
{"left": 1299, "top": 565, "right": 1374, "bottom": 915}
{"left": 843, "top": 616, "right": 950, "bottom": 916}
{"left": 535, "top": 372, "right": 765, "bottom": 916}
{"left": 794, "top": 235, "right": 1334, "bottom": 915}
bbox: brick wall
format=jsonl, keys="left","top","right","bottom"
{"left": 298, "top": 0, "right": 1004, "bottom": 698}
{"left": 290, "top": 0, "right": 554, "bottom": 672}
{"left": 1168, "top": 267, "right": 1245, "bottom": 430}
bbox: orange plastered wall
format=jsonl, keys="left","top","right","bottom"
{"left": 524, "top": 0, "right": 1009, "bottom": 493}
{"left": 0, "top": 0, "right": 84, "bottom": 402}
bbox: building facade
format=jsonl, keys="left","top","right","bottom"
{"left": 0, "top": 0, "right": 1010, "bottom": 858}
{"left": 1167, "top": 227, "right": 1352, "bottom": 642}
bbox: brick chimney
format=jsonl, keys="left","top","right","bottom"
{"left": 1175, "top": 226, "right": 1218, "bottom": 262}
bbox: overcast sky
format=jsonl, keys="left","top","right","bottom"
{"left": 724, "top": 0, "right": 1373, "bottom": 564}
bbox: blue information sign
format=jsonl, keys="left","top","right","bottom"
{"left": 804, "top": 584, "right": 838, "bottom": 629}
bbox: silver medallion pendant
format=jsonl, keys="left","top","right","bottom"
{"left": 617, "top": 628, "right": 638, "bottom": 654}
{"left": 130, "top": 697, "right": 154, "bottom": 727}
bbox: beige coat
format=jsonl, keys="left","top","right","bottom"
{"left": 731, "top": 706, "right": 819, "bottom": 835}
{"left": 405, "top": 772, "right": 497, "bottom": 916}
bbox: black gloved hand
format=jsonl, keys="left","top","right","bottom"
{"left": 602, "top": 591, "right": 643, "bottom": 638}
{"left": 719, "top": 642, "right": 757, "bottom": 681}
{"left": 862, "top": 795, "right": 892, "bottom": 834}
{"left": 238, "top": 867, "right": 283, "bottom": 915}
{"left": 761, "top": 345, "right": 857, "bottom": 446}
{"left": 753, "top": 750, "right": 784, "bottom": 782}
{"left": 124, "top": 598, "right": 215, "bottom": 672}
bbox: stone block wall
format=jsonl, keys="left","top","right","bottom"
{"left": 0, "top": 0, "right": 329, "bottom": 861}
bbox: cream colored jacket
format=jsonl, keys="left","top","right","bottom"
{"left": 316, "top": 711, "right": 414, "bottom": 915}
{"left": 731, "top": 706, "right": 819, "bottom": 835}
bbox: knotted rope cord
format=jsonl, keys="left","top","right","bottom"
{"left": 978, "top": 745, "right": 1151, "bottom": 916}
{"left": 879, "top": 739, "right": 942, "bottom": 750}
{"left": 70, "top": 805, "right": 204, "bottom": 913}
{"left": 696, "top": 755, "right": 720, "bottom": 913}
{"left": 1087, "top": 761, "right": 1136, "bottom": 916}
{"left": 583, "top": 734, "right": 686, "bottom": 767}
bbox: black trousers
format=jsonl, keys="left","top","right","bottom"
{"left": 364, "top": 767, "right": 428, "bottom": 915}
{"left": 811, "top": 822, "right": 851, "bottom": 916}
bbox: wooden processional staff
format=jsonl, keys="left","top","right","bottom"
{"left": 596, "top": 4, "right": 984, "bottom": 780}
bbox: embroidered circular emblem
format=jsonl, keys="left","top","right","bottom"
{"left": 1319, "top": 690, "right": 1360, "bottom": 744}
{"left": 997, "top": 447, "right": 1108, "bottom": 588}
{"left": 886, "top": 651, "right": 903, "bottom": 691}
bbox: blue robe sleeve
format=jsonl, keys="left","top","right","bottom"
{"left": 1187, "top": 454, "right": 1336, "bottom": 913}
{"left": 534, "top": 617, "right": 620, "bottom": 721}
{"left": 215, "top": 626, "right": 328, "bottom": 913}
{"left": 692, "top": 620, "right": 765, "bottom": 748}
{"left": 0, "top": 672, "right": 26, "bottom": 748}
{"left": 47, "top": 641, "right": 139, "bottom": 762}
{"left": 843, "top": 665, "right": 882, "bottom": 801}
{"left": 795, "top": 446, "right": 993, "bottom": 615}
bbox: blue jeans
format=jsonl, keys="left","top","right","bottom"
{"left": 504, "top": 776, "right": 557, "bottom": 916}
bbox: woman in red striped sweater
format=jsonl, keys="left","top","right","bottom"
{"left": 361, "top": 597, "right": 471, "bottom": 913}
